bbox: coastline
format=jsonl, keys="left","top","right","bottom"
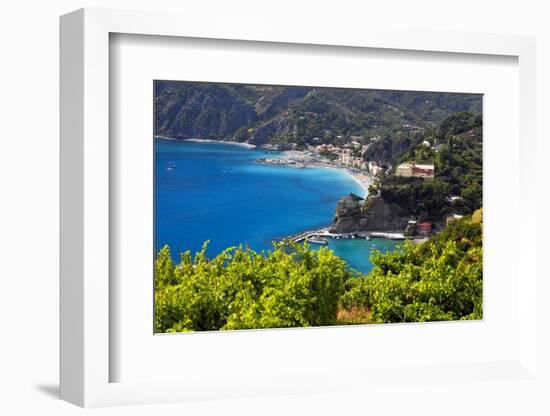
{"left": 156, "top": 138, "right": 408, "bottom": 273}
{"left": 310, "top": 165, "right": 370, "bottom": 197}
{"left": 263, "top": 150, "right": 372, "bottom": 197}
{"left": 155, "top": 135, "right": 256, "bottom": 149}
{"left": 327, "top": 166, "right": 370, "bottom": 198}
{"left": 157, "top": 136, "right": 369, "bottom": 196}
{"left": 157, "top": 137, "right": 369, "bottom": 195}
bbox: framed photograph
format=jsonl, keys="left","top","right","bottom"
{"left": 60, "top": 8, "right": 540, "bottom": 408}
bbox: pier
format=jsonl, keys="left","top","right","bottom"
{"left": 280, "top": 228, "right": 408, "bottom": 244}
{"left": 282, "top": 228, "right": 330, "bottom": 244}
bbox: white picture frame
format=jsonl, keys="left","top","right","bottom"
{"left": 60, "top": 7, "right": 539, "bottom": 408}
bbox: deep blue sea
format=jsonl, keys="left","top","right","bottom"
{"left": 155, "top": 139, "right": 400, "bottom": 273}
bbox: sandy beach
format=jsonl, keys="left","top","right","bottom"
{"left": 184, "top": 138, "right": 256, "bottom": 149}
{"left": 155, "top": 136, "right": 256, "bottom": 149}
{"left": 344, "top": 169, "right": 371, "bottom": 197}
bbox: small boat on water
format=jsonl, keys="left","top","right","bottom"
{"left": 307, "top": 237, "right": 328, "bottom": 245}
{"left": 167, "top": 162, "right": 177, "bottom": 170}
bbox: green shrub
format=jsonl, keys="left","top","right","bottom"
{"left": 341, "top": 216, "right": 483, "bottom": 323}
{"left": 154, "top": 242, "right": 351, "bottom": 332}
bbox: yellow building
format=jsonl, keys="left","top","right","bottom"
{"left": 395, "top": 162, "right": 434, "bottom": 179}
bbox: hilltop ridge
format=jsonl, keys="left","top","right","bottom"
{"left": 155, "top": 81, "right": 482, "bottom": 149}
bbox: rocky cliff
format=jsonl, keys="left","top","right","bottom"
{"left": 330, "top": 193, "right": 409, "bottom": 233}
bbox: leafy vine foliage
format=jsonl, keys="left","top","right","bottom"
{"left": 155, "top": 242, "right": 350, "bottom": 332}
{"left": 342, "top": 213, "right": 482, "bottom": 323}
{"left": 155, "top": 211, "right": 482, "bottom": 332}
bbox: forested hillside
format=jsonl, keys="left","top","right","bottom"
{"left": 374, "top": 111, "right": 483, "bottom": 221}
{"left": 154, "top": 81, "right": 482, "bottom": 146}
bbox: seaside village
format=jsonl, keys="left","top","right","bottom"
{"left": 308, "top": 137, "right": 436, "bottom": 180}
{"left": 258, "top": 136, "right": 465, "bottom": 241}
{"left": 259, "top": 137, "right": 386, "bottom": 173}
{"left": 259, "top": 135, "right": 436, "bottom": 179}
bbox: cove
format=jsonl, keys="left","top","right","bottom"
{"left": 155, "top": 138, "right": 398, "bottom": 273}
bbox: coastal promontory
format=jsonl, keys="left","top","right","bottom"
{"left": 330, "top": 193, "right": 409, "bottom": 234}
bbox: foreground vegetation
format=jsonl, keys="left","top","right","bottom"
{"left": 342, "top": 210, "right": 482, "bottom": 323}
{"left": 155, "top": 211, "right": 482, "bottom": 332}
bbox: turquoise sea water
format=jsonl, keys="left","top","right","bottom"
{"left": 155, "top": 139, "right": 400, "bottom": 274}
{"left": 320, "top": 238, "right": 400, "bottom": 274}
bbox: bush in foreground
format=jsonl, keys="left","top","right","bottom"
{"left": 155, "top": 242, "right": 351, "bottom": 332}
{"left": 341, "top": 212, "right": 483, "bottom": 323}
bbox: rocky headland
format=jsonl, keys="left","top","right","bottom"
{"left": 330, "top": 193, "right": 410, "bottom": 234}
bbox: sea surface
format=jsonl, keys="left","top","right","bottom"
{"left": 155, "top": 139, "right": 400, "bottom": 274}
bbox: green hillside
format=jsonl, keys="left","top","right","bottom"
{"left": 154, "top": 81, "right": 482, "bottom": 147}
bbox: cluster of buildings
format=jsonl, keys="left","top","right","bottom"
{"left": 339, "top": 151, "right": 369, "bottom": 170}
{"left": 274, "top": 136, "right": 435, "bottom": 180}
{"left": 307, "top": 142, "right": 368, "bottom": 169}
{"left": 307, "top": 140, "right": 389, "bottom": 175}
{"left": 306, "top": 137, "right": 413, "bottom": 177}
